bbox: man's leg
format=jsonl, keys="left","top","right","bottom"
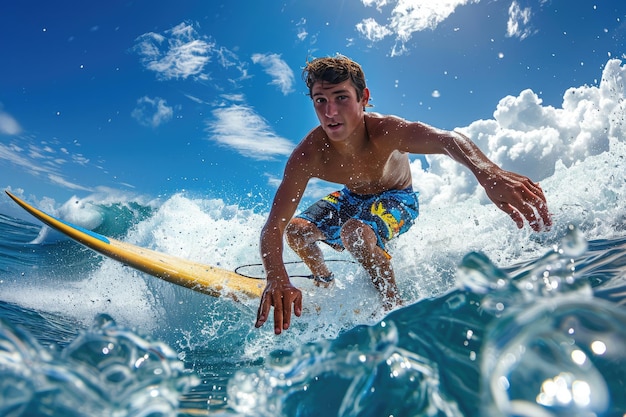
{"left": 285, "top": 217, "right": 333, "bottom": 286}
{"left": 339, "top": 218, "right": 401, "bottom": 310}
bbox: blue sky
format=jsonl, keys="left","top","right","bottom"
{"left": 1, "top": 0, "right": 625, "bottom": 207}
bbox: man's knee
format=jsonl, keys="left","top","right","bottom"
{"left": 285, "top": 218, "right": 318, "bottom": 249}
{"left": 340, "top": 218, "right": 377, "bottom": 251}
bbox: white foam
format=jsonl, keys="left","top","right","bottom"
{"left": 0, "top": 260, "right": 163, "bottom": 331}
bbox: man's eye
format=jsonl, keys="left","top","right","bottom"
{"left": 315, "top": 98, "right": 326, "bottom": 103}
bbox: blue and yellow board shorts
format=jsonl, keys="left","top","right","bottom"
{"left": 296, "top": 187, "right": 419, "bottom": 255}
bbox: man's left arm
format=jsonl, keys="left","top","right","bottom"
{"left": 396, "top": 120, "right": 552, "bottom": 231}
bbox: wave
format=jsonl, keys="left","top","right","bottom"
{"left": 2, "top": 123, "right": 626, "bottom": 341}
{"left": 2, "top": 229, "right": 625, "bottom": 416}
{"left": 29, "top": 197, "right": 156, "bottom": 245}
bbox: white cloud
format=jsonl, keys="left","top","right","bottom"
{"left": 412, "top": 59, "right": 626, "bottom": 207}
{"left": 0, "top": 143, "right": 35, "bottom": 170}
{"left": 184, "top": 94, "right": 206, "bottom": 104}
{"left": 131, "top": 96, "right": 173, "bottom": 128}
{"left": 206, "top": 105, "right": 294, "bottom": 160}
{"left": 0, "top": 111, "right": 22, "bottom": 135}
{"left": 357, "top": 0, "right": 479, "bottom": 56}
{"left": 133, "top": 22, "right": 214, "bottom": 80}
{"left": 251, "top": 53, "right": 295, "bottom": 95}
{"left": 72, "top": 153, "right": 90, "bottom": 166}
{"left": 356, "top": 18, "right": 393, "bottom": 42}
{"left": 0, "top": 138, "right": 93, "bottom": 191}
{"left": 220, "top": 93, "right": 246, "bottom": 103}
{"left": 506, "top": 1, "right": 534, "bottom": 40}
{"left": 48, "top": 173, "right": 92, "bottom": 191}
{"left": 297, "top": 28, "right": 308, "bottom": 41}
{"left": 133, "top": 21, "right": 250, "bottom": 83}
{"left": 296, "top": 18, "right": 308, "bottom": 41}
{"left": 361, "top": 0, "right": 391, "bottom": 12}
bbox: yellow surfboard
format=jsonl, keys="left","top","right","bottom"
{"left": 5, "top": 191, "right": 264, "bottom": 300}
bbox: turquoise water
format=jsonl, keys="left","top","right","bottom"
{"left": 1, "top": 186, "right": 626, "bottom": 416}
{"left": 1, "top": 99, "right": 626, "bottom": 415}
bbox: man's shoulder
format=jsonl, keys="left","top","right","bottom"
{"left": 365, "top": 113, "right": 418, "bottom": 138}
{"left": 296, "top": 126, "right": 325, "bottom": 149}
{"left": 364, "top": 112, "right": 412, "bottom": 129}
{"left": 289, "top": 127, "right": 325, "bottom": 161}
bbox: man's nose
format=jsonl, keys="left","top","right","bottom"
{"left": 324, "top": 102, "right": 338, "bottom": 118}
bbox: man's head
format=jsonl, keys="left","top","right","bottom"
{"left": 303, "top": 56, "right": 368, "bottom": 102}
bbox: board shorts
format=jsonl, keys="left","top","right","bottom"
{"left": 296, "top": 187, "right": 419, "bottom": 254}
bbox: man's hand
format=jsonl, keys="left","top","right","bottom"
{"left": 255, "top": 279, "right": 303, "bottom": 335}
{"left": 481, "top": 168, "right": 552, "bottom": 232}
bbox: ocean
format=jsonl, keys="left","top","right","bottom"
{"left": 2, "top": 109, "right": 626, "bottom": 415}
{"left": 2, "top": 156, "right": 626, "bottom": 417}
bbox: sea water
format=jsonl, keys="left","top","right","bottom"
{"left": 1, "top": 63, "right": 626, "bottom": 415}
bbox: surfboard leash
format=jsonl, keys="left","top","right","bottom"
{"left": 234, "top": 259, "right": 357, "bottom": 280}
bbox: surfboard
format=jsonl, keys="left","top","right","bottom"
{"left": 5, "top": 191, "right": 264, "bottom": 300}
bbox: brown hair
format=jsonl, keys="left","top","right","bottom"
{"left": 302, "top": 55, "right": 367, "bottom": 101}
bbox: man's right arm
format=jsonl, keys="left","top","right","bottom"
{"left": 255, "top": 150, "right": 311, "bottom": 334}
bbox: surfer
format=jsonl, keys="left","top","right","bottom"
{"left": 255, "top": 55, "right": 552, "bottom": 334}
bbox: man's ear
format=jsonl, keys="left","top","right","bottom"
{"left": 361, "top": 87, "right": 371, "bottom": 109}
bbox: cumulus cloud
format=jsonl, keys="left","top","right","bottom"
{"left": 506, "top": 1, "right": 534, "bottom": 40}
{"left": 206, "top": 105, "right": 294, "bottom": 160}
{"left": 0, "top": 110, "right": 21, "bottom": 135}
{"left": 131, "top": 96, "right": 174, "bottom": 128}
{"left": 251, "top": 53, "right": 295, "bottom": 95}
{"left": 357, "top": 0, "right": 479, "bottom": 56}
{"left": 412, "top": 59, "right": 626, "bottom": 206}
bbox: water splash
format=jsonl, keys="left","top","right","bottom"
{"left": 224, "top": 226, "right": 626, "bottom": 417}
{"left": 228, "top": 319, "right": 463, "bottom": 417}
{"left": 0, "top": 314, "right": 199, "bottom": 417}
{"left": 481, "top": 298, "right": 626, "bottom": 417}
{"left": 465, "top": 225, "right": 626, "bottom": 416}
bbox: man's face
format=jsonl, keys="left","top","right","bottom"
{"left": 311, "top": 80, "right": 370, "bottom": 143}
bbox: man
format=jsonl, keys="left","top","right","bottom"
{"left": 255, "top": 56, "right": 551, "bottom": 335}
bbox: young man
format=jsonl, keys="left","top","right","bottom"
{"left": 255, "top": 56, "right": 551, "bottom": 335}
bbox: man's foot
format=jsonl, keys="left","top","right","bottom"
{"left": 312, "top": 272, "right": 334, "bottom": 288}
{"left": 382, "top": 295, "right": 403, "bottom": 311}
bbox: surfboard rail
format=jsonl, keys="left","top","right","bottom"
{"left": 5, "top": 191, "right": 264, "bottom": 300}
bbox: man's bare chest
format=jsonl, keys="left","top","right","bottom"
{"left": 316, "top": 150, "right": 410, "bottom": 193}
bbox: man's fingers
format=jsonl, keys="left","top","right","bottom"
{"left": 502, "top": 180, "right": 551, "bottom": 232}
{"left": 517, "top": 200, "right": 551, "bottom": 232}
{"left": 273, "top": 294, "right": 284, "bottom": 335}
{"left": 533, "top": 194, "right": 553, "bottom": 229}
{"left": 255, "top": 283, "right": 303, "bottom": 334}
{"left": 282, "top": 294, "right": 292, "bottom": 331}
{"left": 503, "top": 204, "right": 524, "bottom": 229}
{"left": 255, "top": 294, "right": 271, "bottom": 328}
{"left": 485, "top": 172, "right": 552, "bottom": 232}
{"left": 521, "top": 183, "right": 552, "bottom": 231}
{"left": 528, "top": 181, "right": 546, "bottom": 200}
{"left": 294, "top": 291, "right": 303, "bottom": 317}
{"left": 538, "top": 202, "right": 552, "bottom": 228}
